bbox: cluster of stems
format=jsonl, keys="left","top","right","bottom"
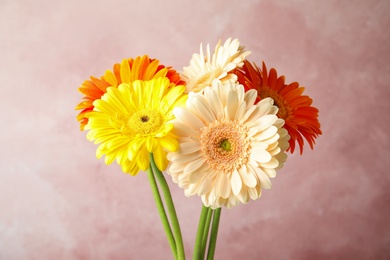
{"left": 147, "top": 153, "right": 222, "bottom": 260}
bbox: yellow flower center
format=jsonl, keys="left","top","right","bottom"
{"left": 259, "top": 87, "right": 290, "bottom": 119}
{"left": 127, "top": 109, "right": 164, "bottom": 135}
{"left": 200, "top": 119, "right": 251, "bottom": 173}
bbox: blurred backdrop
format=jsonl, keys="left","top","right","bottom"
{"left": 1, "top": 0, "right": 389, "bottom": 259}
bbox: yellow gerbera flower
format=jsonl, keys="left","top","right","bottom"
{"left": 167, "top": 81, "right": 290, "bottom": 209}
{"left": 76, "top": 55, "right": 184, "bottom": 131}
{"left": 85, "top": 77, "right": 187, "bottom": 175}
{"left": 181, "top": 38, "right": 251, "bottom": 93}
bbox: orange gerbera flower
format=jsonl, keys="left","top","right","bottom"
{"left": 75, "top": 55, "right": 185, "bottom": 130}
{"left": 235, "top": 60, "right": 322, "bottom": 154}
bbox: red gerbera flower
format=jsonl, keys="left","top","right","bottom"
{"left": 75, "top": 55, "right": 184, "bottom": 130}
{"left": 235, "top": 60, "right": 322, "bottom": 154}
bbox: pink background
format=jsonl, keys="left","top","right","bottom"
{"left": 1, "top": 0, "right": 389, "bottom": 259}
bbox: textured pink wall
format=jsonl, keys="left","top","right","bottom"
{"left": 1, "top": 0, "right": 389, "bottom": 259}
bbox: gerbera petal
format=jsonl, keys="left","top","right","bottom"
{"left": 251, "top": 165, "right": 272, "bottom": 189}
{"left": 227, "top": 90, "right": 239, "bottom": 120}
{"left": 174, "top": 107, "right": 205, "bottom": 130}
{"left": 231, "top": 169, "right": 242, "bottom": 195}
{"left": 184, "top": 157, "right": 206, "bottom": 175}
{"left": 171, "top": 121, "right": 200, "bottom": 138}
{"left": 153, "top": 146, "right": 169, "bottom": 172}
{"left": 187, "top": 92, "right": 216, "bottom": 123}
{"left": 158, "top": 136, "right": 179, "bottom": 152}
{"left": 238, "top": 165, "right": 257, "bottom": 188}
{"left": 179, "top": 141, "right": 201, "bottom": 154}
{"left": 120, "top": 59, "right": 131, "bottom": 84}
{"left": 135, "top": 146, "right": 150, "bottom": 171}
{"left": 254, "top": 115, "right": 278, "bottom": 133}
{"left": 251, "top": 149, "right": 272, "bottom": 164}
{"left": 198, "top": 171, "right": 217, "bottom": 195}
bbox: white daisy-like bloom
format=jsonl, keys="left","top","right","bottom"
{"left": 167, "top": 81, "right": 290, "bottom": 209}
{"left": 181, "top": 38, "right": 251, "bottom": 93}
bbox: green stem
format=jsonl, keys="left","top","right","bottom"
{"left": 149, "top": 154, "right": 186, "bottom": 260}
{"left": 193, "top": 205, "right": 210, "bottom": 260}
{"left": 146, "top": 166, "right": 177, "bottom": 260}
{"left": 206, "top": 208, "right": 222, "bottom": 260}
{"left": 200, "top": 208, "right": 213, "bottom": 260}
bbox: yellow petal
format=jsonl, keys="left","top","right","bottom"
{"left": 120, "top": 59, "right": 131, "bottom": 84}
{"left": 136, "top": 146, "right": 150, "bottom": 171}
{"left": 146, "top": 137, "right": 157, "bottom": 152}
{"left": 158, "top": 136, "right": 179, "bottom": 152}
{"left": 153, "top": 146, "right": 168, "bottom": 172}
{"left": 104, "top": 69, "right": 118, "bottom": 87}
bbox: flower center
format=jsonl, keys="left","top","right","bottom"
{"left": 191, "top": 68, "right": 223, "bottom": 92}
{"left": 220, "top": 139, "right": 231, "bottom": 151}
{"left": 127, "top": 109, "right": 163, "bottom": 135}
{"left": 259, "top": 87, "right": 290, "bottom": 119}
{"left": 200, "top": 119, "right": 251, "bottom": 173}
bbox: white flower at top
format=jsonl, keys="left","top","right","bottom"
{"left": 181, "top": 38, "right": 251, "bottom": 93}
{"left": 167, "top": 81, "right": 290, "bottom": 209}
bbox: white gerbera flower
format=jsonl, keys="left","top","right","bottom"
{"left": 181, "top": 38, "right": 251, "bottom": 93}
{"left": 167, "top": 82, "right": 290, "bottom": 209}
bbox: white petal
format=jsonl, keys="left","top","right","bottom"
{"left": 251, "top": 149, "right": 272, "bottom": 163}
{"left": 168, "top": 161, "right": 187, "bottom": 173}
{"left": 248, "top": 185, "right": 261, "bottom": 200}
{"left": 250, "top": 165, "right": 272, "bottom": 189}
{"left": 174, "top": 107, "right": 205, "bottom": 130}
{"left": 234, "top": 101, "right": 247, "bottom": 122}
{"left": 251, "top": 142, "right": 268, "bottom": 150}
{"left": 237, "top": 187, "right": 249, "bottom": 203}
{"left": 261, "top": 133, "right": 280, "bottom": 145}
{"left": 259, "top": 157, "right": 279, "bottom": 169}
{"left": 255, "top": 126, "right": 278, "bottom": 141}
{"left": 170, "top": 151, "right": 201, "bottom": 164}
{"left": 231, "top": 169, "right": 242, "bottom": 195}
{"left": 188, "top": 93, "right": 216, "bottom": 123}
{"left": 255, "top": 115, "right": 278, "bottom": 133}
{"left": 184, "top": 157, "right": 206, "bottom": 175}
{"left": 216, "top": 173, "right": 231, "bottom": 199}
{"left": 198, "top": 171, "right": 217, "bottom": 195}
{"left": 261, "top": 167, "right": 277, "bottom": 178}
{"left": 179, "top": 141, "right": 201, "bottom": 154}
{"left": 244, "top": 89, "right": 257, "bottom": 106}
{"left": 257, "top": 97, "right": 274, "bottom": 111}
{"left": 226, "top": 89, "right": 239, "bottom": 120}
{"left": 268, "top": 146, "right": 281, "bottom": 156}
{"left": 238, "top": 165, "right": 257, "bottom": 188}
{"left": 189, "top": 165, "right": 207, "bottom": 184}
{"left": 204, "top": 86, "right": 224, "bottom": 119}
{"left": 171, "top": 121, "right": 199, "bottom": 138}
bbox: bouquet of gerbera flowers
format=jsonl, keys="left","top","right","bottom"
{"left": 75, "top": 38, "right": 321, "bottom": 260}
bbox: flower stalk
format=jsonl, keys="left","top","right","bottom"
{"left": 193, "top": 205, "right": 210, "bottom": 260}
{"left": 193, "top": 205, "right": 222, "bottom": 260}
{"left": 206, "top": 208, "right": 222, "bottom": 260}
{"left": 146, "top": 165, "right": 177, "bottom": 259}
{"left": 149, "top": 153, "right": 186, "bottom": 260}
{"left": 200, "top": 208, "right": 213, "bottom": 259}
